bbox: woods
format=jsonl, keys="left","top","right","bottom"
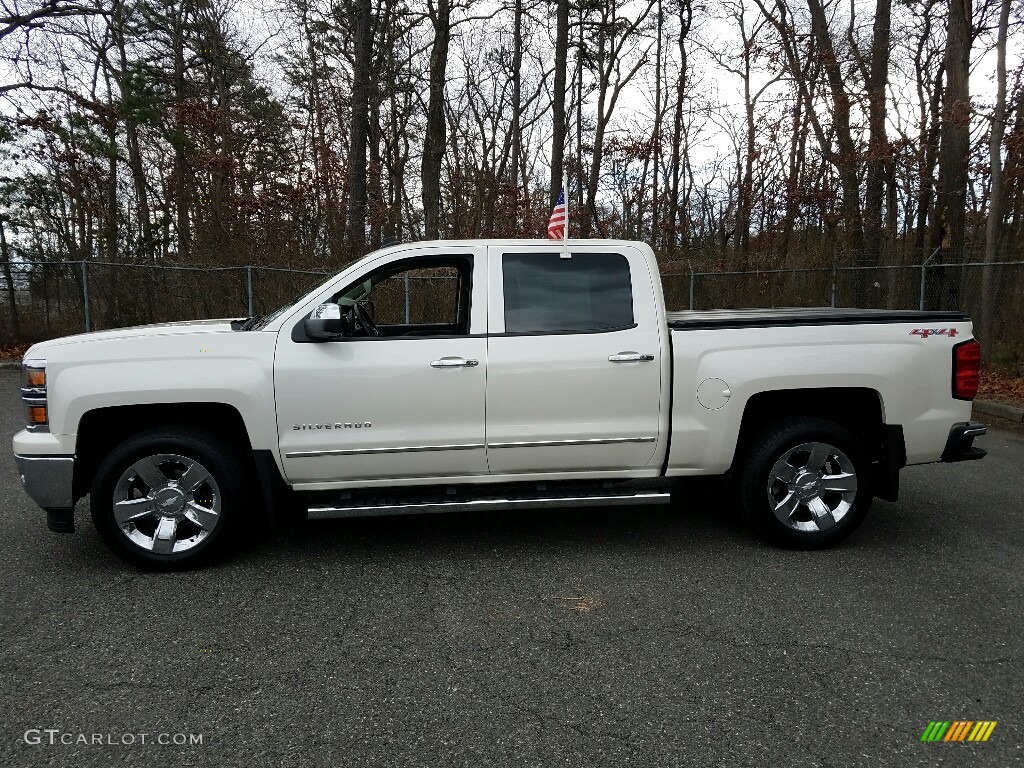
{"left": 1, "top": 0, "right": 1023, "bottom": 352}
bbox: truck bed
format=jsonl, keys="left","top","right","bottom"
{"left": 666, "top": 307, "right": 968, "bottom": 331}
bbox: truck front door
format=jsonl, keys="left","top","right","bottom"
{"left": 275, "top": 246, "right": 488, "bottom": 485}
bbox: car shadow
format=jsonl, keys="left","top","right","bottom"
{"left": 232, "top": 476, "right": 761, "bottom": 567}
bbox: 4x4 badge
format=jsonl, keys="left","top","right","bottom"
{"left": 910, "top": 328, "right": 958, "bottom": 339}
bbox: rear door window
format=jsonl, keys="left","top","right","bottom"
{"left": 501, "top": 252, "right": 634, "bottom": 333}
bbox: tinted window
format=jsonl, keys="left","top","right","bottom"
{"left": 502, "top": 252, "right": 634, "bottom": 333}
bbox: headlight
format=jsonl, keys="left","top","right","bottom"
{"left": 21, "top": 359, "right": 48, "bottom": 432}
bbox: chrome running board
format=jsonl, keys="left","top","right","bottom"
{"left": 307, "top": 489, "right": 671, "bottom": 520}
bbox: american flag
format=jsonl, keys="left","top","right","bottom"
{"left": 547, "top": 187, "right": 567, "bottom": 240}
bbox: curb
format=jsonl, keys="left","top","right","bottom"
{"left": 973, "top": 399, "right": 1024, "bottom": 423}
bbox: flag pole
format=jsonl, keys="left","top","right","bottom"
{"left": 562, "top": 176, "right": 569, "bottom": 258}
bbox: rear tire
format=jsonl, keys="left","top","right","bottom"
{"left": 735, "top": 417, "right": 873, "bottom": 549}
{"left": 91, "top": 427, "right": 248, "bottom": 569}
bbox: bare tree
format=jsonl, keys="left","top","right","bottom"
{"left": 930, "top": 0, "right": 971, "bottom": 264}
{"left": 860, "top": 0, "right": 893, "bottom": 302}
{"left": 666, "top": 0, "right": 693, "bottom": 256}
{"left": 347, "top": 0, "right": 372, "bottom": 253}
{"left": 580, "top": 0, "right": 656, "bottom": 235}
{"left": 421, "top": 0, "right": 450, "bottom": 239}
{"left": 549, "top": 0, "right": 569, "bottom": 210}
{"left": 979, "top": 0, "right": 1011, "bottom": 348}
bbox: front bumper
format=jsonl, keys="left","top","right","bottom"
{"left": 940, "top": 421, "right": 988, "bottom": 463}
{"left": 14, "top": 454, "right": 76, "bottom": 531}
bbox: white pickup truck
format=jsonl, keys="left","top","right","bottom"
{"left": 14, "top": 239, "right": 988, "bottom": 567}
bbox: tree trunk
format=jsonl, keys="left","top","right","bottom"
{"left": 650, "top": 0, "right": 662, "bottom": 248}
{"left": 110, "top": 0, "right": 154, "bottom": 259}
{"left": 510, "top": 0, "right": 523, "bottom": 227}
{"left": 575, "top": 2, "right": 584, "bottom": 214}
{"left": 980, "top": 0, "right": 1010, "bottom": 350}
{"left": 0, "top": 219, "right": 19, "bottom": 340}
{"left": 105, "top": 111, "right": 118, "bottom": 263}
{"left": 914, "top": 63, "right": 943, "bottom": 256}
{"left": 549, "top": 0, "right": 569, "bottom": 213}
{"left": 862, "top": 0, "right": 892, "bottom": 307}
{"left": 780, "top": 81, "right": 808, "bottom": 258}
{"left": 583, "top": 17, "right": 609, "bottom": 236}
{"left": 171, "top": 1, "right": 191, "bottom": 261}
{"left": 421, "top": 0, "right": 451, "bottom": 240}
{"left": 667, "top": 0, "right": 691, "bottom": 256}
{"left": 739, "top": 59, "right": 754, "bottom": 258}
{"left": 347, "top": 0, "right": 372, "bottom": 254}
{"left": 930, "top": 0, "right": 972, "bottom": 309}
{"left": 368, "top": 89, "right": 384, "bottom": 250}
{"left": 806, "top": 0, "right": 865, "bottom": 261}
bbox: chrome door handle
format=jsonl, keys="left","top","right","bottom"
{"left": 608, "top": 352, "right": 655, "bottom": 363}
{"left": 430, "top": 357, "right": 479, "bottom": 368}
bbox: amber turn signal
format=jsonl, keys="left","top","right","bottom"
{"left": 24, "top": 368, "right": 46, "bottom": 388}
{"left": 27, "top": 406, "right": 47, "bottom": 425}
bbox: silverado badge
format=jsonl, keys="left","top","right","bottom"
{"left": 292, "top": 422, "right": 372, "bottom": 430}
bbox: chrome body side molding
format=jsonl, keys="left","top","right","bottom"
{"left": 286, "top": 443, "right": 485, "bottom": 459}
{"left": 487, "top": 436, "right": 656, "bottom": 449}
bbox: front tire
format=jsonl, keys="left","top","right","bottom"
{"left": 91, "top": 428, "right": 248, "bottom": 569}
{"left": 735, "top": 417, "right": 873, "bottom": 549}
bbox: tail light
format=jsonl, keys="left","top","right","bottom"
{"left": 952, "top": 339, "right": 981, "bottom": 400}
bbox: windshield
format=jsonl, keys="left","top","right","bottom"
{"left": 249, "top": 294, "right": 305, "bottom": 329}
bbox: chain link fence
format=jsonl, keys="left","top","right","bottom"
{"left": 662, "top": 260, "right": 1024, "bottom": 356}
{"left": 1, "top": 257, "right": 1022, "bottom": 355}
{"left": 0, "top": 261, "right": 333, "bottom": 343}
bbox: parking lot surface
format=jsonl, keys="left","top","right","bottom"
{"left": 0, "top": 367, "right": 1020, "bottom": 767}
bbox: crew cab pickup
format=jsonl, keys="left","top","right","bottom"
{"left": 13, "top": 239, "right": 988, "bottom": 567}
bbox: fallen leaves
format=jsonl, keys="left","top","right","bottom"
{"left": 551, "top": 595, "right": 605, "bottom": 614}
{"left": 0, "top": 343, "right": 31, "bottom": 360}
{"left": 979, "top": 365, "right": 1024, "bottom": 409}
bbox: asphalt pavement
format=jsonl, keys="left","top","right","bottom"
{"left": 0, "top": 366, "right": 1020, "bottom": 767}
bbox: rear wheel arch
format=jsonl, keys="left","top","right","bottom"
{"left": 732, "top": 387, "right": 886, "bottom": 468}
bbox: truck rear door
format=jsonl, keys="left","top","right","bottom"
{"left": 485, "top": 243, "right": 666, "bottom": 474}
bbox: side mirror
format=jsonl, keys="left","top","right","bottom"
{"left": 304, "top": 303, "right": 351, "bottom": 340}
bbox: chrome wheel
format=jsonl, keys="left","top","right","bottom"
{"left": 766, "top": 441, "right": 858, "bottom": 533}
{"left": 112, "top": 453, "right": 222, "bottom": 554}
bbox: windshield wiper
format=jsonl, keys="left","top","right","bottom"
{"left": 231, "top": 316, "right": 263, "bottom": 331}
